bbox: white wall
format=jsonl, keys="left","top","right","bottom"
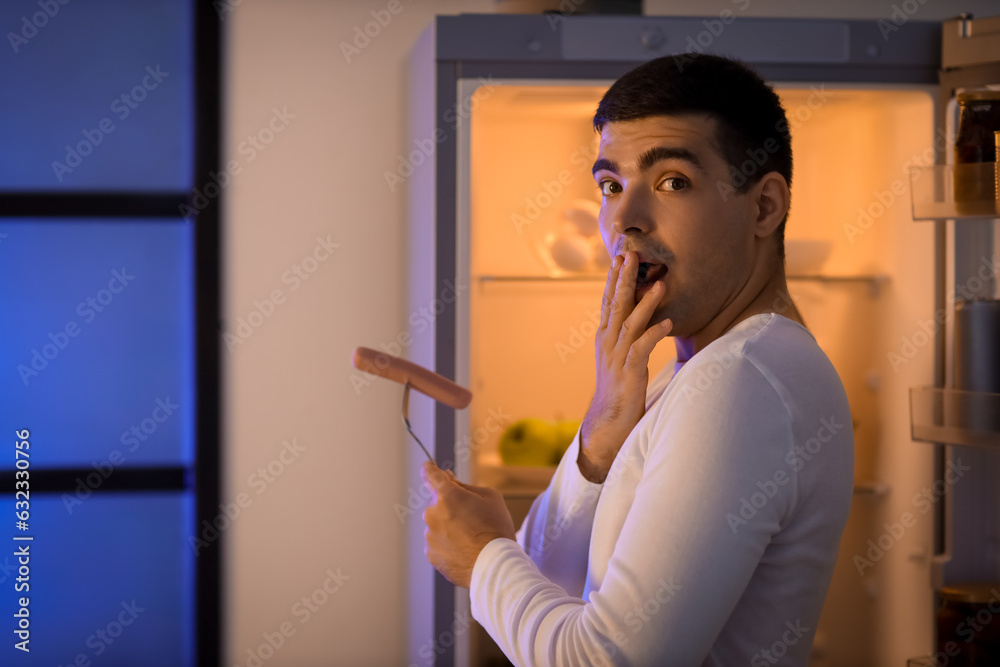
{"left": 223, "top": 2, "right": 491, "bottom": 665}
{"left": 223, "top": 1, "right": 999, "bottom": 665}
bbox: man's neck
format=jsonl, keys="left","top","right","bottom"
{"left": 674, "top": 262, "right": 805, "bottom": 364}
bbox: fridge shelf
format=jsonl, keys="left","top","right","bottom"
{"left": 909, "top": 386, "right": 1000, "bottom": 448}
{"left": 909, "top": 163, "right": 1000, "bottom": 221}
{"left": 476, "top": 274, "right": 888, "bottom": 285}
{"left": 475, "top": 452, "right": 556, "bottom": 493}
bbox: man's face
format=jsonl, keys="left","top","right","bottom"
{"left": 592, "top": 113, "right": 759, "bottom": 338}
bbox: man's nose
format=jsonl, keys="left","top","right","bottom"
{"left": 610, "top": 186, "right": 656, "bottom": 236}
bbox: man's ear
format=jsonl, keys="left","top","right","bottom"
{"left": 751, "top": 172, "right": 789, "bottom": 239}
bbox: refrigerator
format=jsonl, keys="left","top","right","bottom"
{"left": 402, "top": 12, "right": 1000, "bottom": 666}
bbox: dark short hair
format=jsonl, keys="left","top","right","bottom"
{"left": 592, "top": 53, "right": 792, "bottom": 259}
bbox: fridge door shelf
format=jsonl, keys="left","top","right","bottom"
{"left": 909, "top": 386, "right": 1000, "bottom": 448}
{"left": 853, "top": 480, "right": 891, "bottom": 496}
{"left": 909, "top": 164, "right": 1000, "bottom": 222}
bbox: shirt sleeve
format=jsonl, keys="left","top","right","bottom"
{"left": 514, "top": 426, "right": 605, "bottom": 599}
{"left": 470, "top": 358, "right": 797, "bottom": 666}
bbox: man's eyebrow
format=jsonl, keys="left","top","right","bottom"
{"left": 592, "top": 146, "right": 707, "bottom": 177}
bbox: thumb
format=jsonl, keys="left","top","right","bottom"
{"left": 421, "top": 461, "right": 453, "bottom": 491}
{"left": 627, "top": 318, "right": 674, "bottom": 372}
{"left": 449, "top": 476, "right": 495, "bottom": 497}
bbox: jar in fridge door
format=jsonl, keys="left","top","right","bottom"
{"left": 954, "top": 90, "right": 1000, "bottom": 216}
{"left": 935, "top": 583, "right": 1000, "bottom": 666}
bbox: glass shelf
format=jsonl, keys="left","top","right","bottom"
{"left": 475, "top": 456, "right": 555, "bottom": 494}
{"left": 476, "top": 274, "right": 888, "bottom": 284}
{"left": 910, "top": 386, "right": 1000, "bottom": 448}
{"left": 477, "top": 274, "right": 606, "bottom": 282}
{"left": 477, "top": 273, "right": 890, "bottom": 297}
{"left": 909, "top": 163, "right": 1000, "bottom": 221}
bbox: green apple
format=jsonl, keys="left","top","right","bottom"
{"left": 498, "top": 418, "right": 561, "bottom": 466}
{"left": 552, "top": 419, "right": 581, "bottom": 463}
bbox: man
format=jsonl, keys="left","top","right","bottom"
{"left": 421, "top": 53, "right": 853, "bottom": 666}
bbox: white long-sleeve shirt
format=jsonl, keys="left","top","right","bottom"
{"left": 470, "top": 313, "right": 854, "bottom": 666}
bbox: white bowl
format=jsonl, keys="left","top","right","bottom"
{"left": 525, "top": 198, "right": 607, "bottom": 276}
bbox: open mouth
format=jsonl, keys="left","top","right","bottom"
{"left": 636, "top": 262, "right": 668, "bottom": 287}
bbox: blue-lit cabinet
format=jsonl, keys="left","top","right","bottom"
{"left": 0, "top": 1, "right": 217, "bottom": 664}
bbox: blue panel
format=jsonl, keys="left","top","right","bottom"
{"left": 0, "top": 493, "right": 194, "bottom": 666}
{"left": 0, "top": 0, "right": 193, "bottom": 190}
{"left": 0, "top": 220, "right": 194, "bottom": 468}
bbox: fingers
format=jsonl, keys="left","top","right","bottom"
{"left": 422, "top": 462, "right": 485, "bottom": 498}
{"left": 625, "top": 315, "right": 674, "bottom": 371}
{"left": 438, "top": 470, "right": 490, "bottom": 496}
{"left": 452, "top": 478, "right": 498, "bottom": 498}
{"left": 599, "top": 253, "right": 625, "bottom": 330}
{"left": 617, "top": 277, "right": 663, "bottom": 348}
{"left": 606, "top": 250, "right": 639, "bottom": 348}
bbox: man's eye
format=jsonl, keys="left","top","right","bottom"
{"left": 598, "top": 180, "right": 621, "bottom": 196}
{"left": 660, "top": 177, "right": 689, "bottom": 192}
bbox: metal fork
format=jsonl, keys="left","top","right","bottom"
{"left": 401, "top": 381, "right": 436, "bottom": 465}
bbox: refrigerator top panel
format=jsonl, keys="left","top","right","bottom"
{"left": 432, "top": 14, "right": 941, "bottom": 83}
